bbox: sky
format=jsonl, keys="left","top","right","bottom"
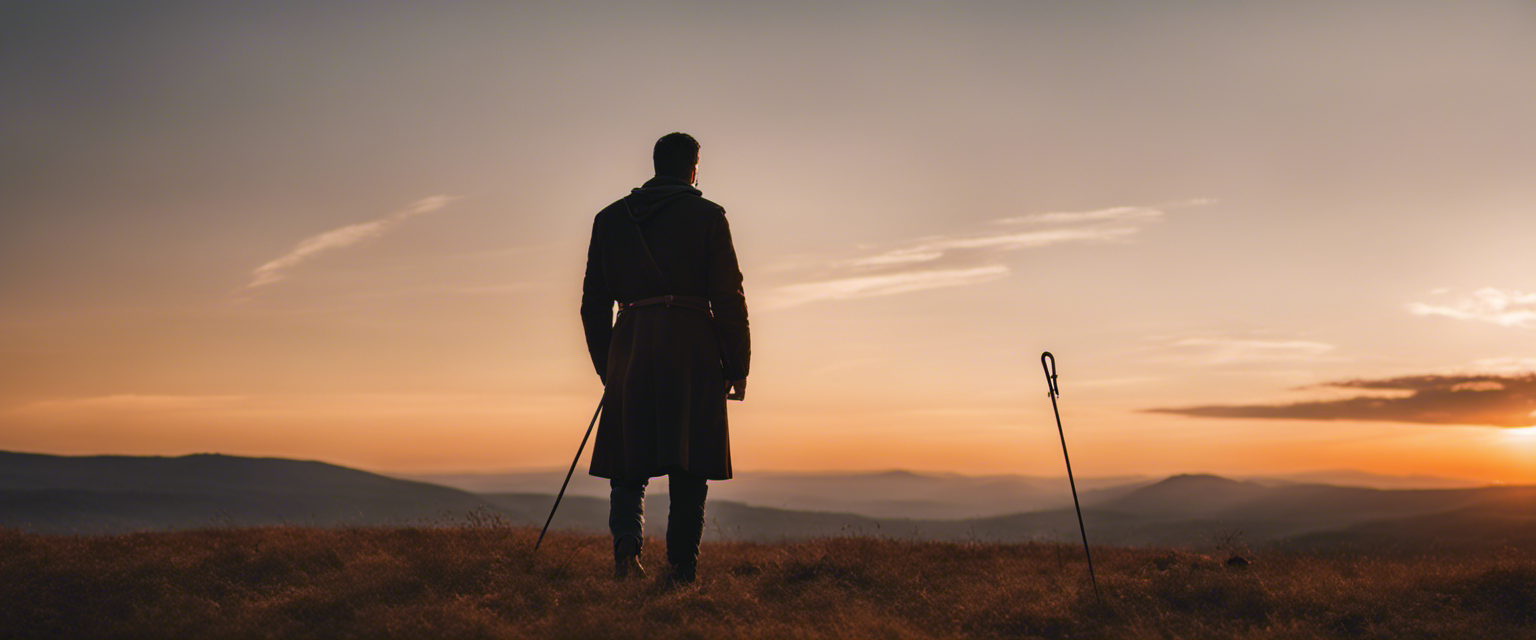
{"left": 3, "top": 1, "right": 1535, "bottom": 482}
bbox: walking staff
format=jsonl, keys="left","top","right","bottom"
{"left": 1041, "top": 351, "right": 1101, "bottom": 604}
{"left": 533, "top": 399, "right": 603, "bottom": 553}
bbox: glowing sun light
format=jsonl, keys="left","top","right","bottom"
{"left": 1502, "top": 426, "right": 1536, "bottom": 442}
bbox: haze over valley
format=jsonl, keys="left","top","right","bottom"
{"left": 5, "top": 451, "right": 1528, "bottom": 552}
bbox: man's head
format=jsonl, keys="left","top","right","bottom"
{"left": 653, "top": 132, "right": 700, "bottom": 184}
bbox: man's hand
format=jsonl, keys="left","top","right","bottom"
{"left": 727, "top": 379, "right": 746, "bottom": 401}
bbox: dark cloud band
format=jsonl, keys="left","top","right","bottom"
{"left": 1147, "top": 374, "right": 1536, "bottom": 428}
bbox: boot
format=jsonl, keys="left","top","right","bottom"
{"left": 614, "top": 535, "right": 646, "bottom": 580}
{"left": 665, "top": 561, "right": 697, "bottom": 587}
{"left": 664, "top": 471, "right": 707, "bottom": 587}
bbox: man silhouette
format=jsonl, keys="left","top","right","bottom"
{"left": 580, "top": 132, "right": 750, "bottom": 585}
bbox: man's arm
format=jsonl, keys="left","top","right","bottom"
{"left": 706, "top": 212, "right": 750, "bottom": 396}
{"left": 580, "top": 216, "right": 614, "bottom": 383}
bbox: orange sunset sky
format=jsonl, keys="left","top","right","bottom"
{"left": 3, "top": 1, "right": 1535, "bottom": 482}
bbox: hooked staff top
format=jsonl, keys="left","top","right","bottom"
{"left": 1040, "top": 351, "right": 1060, "bottom": 399}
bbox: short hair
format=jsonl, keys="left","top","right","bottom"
{"left": 653, "top": 132, "right": 700, "bottom": 179}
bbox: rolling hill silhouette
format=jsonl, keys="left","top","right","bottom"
{"left": 401, "top": 468, "right": 1156, "bottom": 519}
{"left": 1088, "top": 472, "right": 1533, "bottom": 537}
{"left": 0, "top": 451, "right": 490, "bottom": 532}
{"left": 1280, "top": 488, "right": 1536, "bottom": 551}
{"left": 1, "top": 450, "right": 1528, "bottom": 550}
{"left": 1096, "top": 474, "right": 1272, "bottom": 517}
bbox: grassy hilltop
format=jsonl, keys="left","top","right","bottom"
{"left": 2, "top": 525, "right": 1534, "bottom": 639}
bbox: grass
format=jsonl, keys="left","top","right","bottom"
{"left": 2, "top": 522, "right": 1533, "bottom": 639}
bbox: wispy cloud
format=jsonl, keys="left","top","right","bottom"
{"left": 1167, "top": 337, "right": 1336, "bottom": 363}
{"left": 244, "top": 195, "right": 457, "bottom": 290}
{"left": 1147, "top": 373, "right": 1536, "bottom": 428}
{"left": 841, "top": 226, "right": 1139, "bottom": 268}
{"left": 1407, "top": 287, "right": 1536, "bottom": 328}
{"left": 1136, "top": 334, "right": 1338, "bottom": 365}
{"left": 992, "top": 199, "right": 1216, "bottom": 225}
{"left": 6, "top": 394, "right": 248, "bottom": 416}
{"left": 346, "top": 282, "right": 538, "bottom": 300}
{"left": 1471, "top": 357, "right": 1536, "bottom": 373}
{"left": 768, "top": 198, "right": 1214, "bottom": 309}
{"left": 766, "top": 266, "right": 1009, "bottom": 309}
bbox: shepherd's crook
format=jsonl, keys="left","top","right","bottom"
{"left": 533, "top": 398, "right": 603, "bottom": 553}
{"left": 1041, "top": 351, "right": 1102, "bottom": 604}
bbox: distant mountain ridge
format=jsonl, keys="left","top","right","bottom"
{"left": 0, "top": 451, "right": 490, "bottom": 532}
{"left": 397, "top": 468, "right": 1160, "bottom": 519}
{"left": 1244, "top": 469, "right": 1488, "bottom": 490}
{"left": 0, "top": 451, "right": 451, "bottom": 495}
{"left": 1, "top": 450, "right": 1529, "bottom": 551}
{"left": 395, "top": 467, "right": 1486, "bottom": 520}
{"left": 1098, "top": 474, "right": 1273, "bottom": 517}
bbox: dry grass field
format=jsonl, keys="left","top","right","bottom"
{"left": 2, "top": 522, "right": 1533, "bottom": 639}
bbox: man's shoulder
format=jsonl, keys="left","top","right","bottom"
{"left": 592, "top": 198, "right": 628, "bottom": 222}
{"left": 676, "top": 196, "right": 726, "bottom": 221}
{"left": 592, "top": 193, "right": 725, "bottom": 223}
{"left": 693, "top": 195, "right": 727, "bottom": 216}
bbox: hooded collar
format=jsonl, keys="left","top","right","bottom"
{"left": 624, "top": 175, "right": 702, "bottom": 222}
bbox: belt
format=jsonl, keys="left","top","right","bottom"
{"left": 617, "top": 295, "right": 711, "bottom": 314}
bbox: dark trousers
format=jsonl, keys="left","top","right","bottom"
{"left": 609, "top": 469, "right": 708, "bottom": 568}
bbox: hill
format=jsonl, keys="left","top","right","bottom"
{"left": 2, "top": 525, "right": 1532, "bottom": 639}
{"left": 1097, "top": 474, "right": 1272, "bottom": 517}
{"left": 403, "top": 468, "right": 1156, "bottom": 519}
{"left": 0, "top": 451, "right": 492, "bottom": 532}
{"left": 1086, "top": 474, "right": 1536, "bottom": 545}
{"left": 401, "top": 468, "right": 1487, "bottom": 520}
{"left": 1242, "top": 469, "right": 1484, "bottom": 490}
{"left": 1282, "top": 492, "right": 1536, "bottom": 552}
{"left": 2, "top": 450, "right": 1532, "bottom": 552}
{"left": 481, "top": 493, "right": 896, "bottom": 541}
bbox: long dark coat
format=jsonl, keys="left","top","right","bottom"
{"left": 581, "top": 176, "right": 751, "bottom": 481}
